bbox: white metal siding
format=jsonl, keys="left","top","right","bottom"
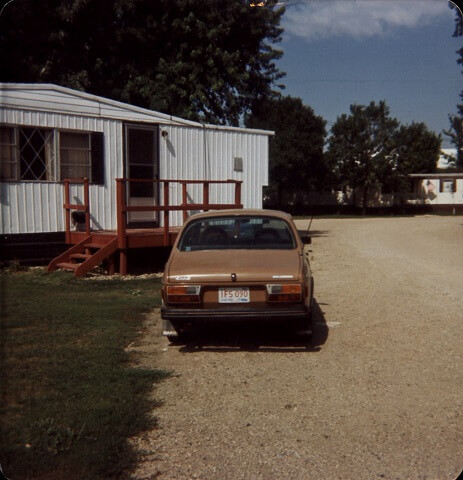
{"left": 159, "top": 125, "right": 268, "bottom": 226}
{"left": 417, "top": 178, "right": 463, "bottom": 205}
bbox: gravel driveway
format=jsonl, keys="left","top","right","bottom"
{"left": 130, "top": 215, "right": 463, "bottom": 480}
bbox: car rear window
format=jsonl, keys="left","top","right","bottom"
{"left": 178, "top": 216, "right": 296, "bottom": 251}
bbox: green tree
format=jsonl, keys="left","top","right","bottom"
{"left": 444, "top": 115, "right": 463, "bottom": 167}
{"left": 395, "top": 123, "right": 441, "bottom": 173}
{"left": 245, "top": 95, "right": 327, "bottom": 205}
{"left": 386, "top": 122, "right": 441, "bottom": 194}
{"left": 328, "top": 101, "right": 441, "bottom": 213}
{"left": 0, "top": 0, "right": 285, "bottom": 125}
{"left": 327, "top": 101, "right": 399, "bottom": 213}
{"left": 444, "top": 2, "right": 463, "bottom": 166}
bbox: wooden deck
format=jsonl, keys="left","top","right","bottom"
{"left": 49, "top": 178, "right": 242, "bottom": 276}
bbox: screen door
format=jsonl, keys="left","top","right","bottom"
{"left": 125, "top": 125, "right": 159, "bottom": 226}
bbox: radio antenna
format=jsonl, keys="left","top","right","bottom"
{"left": 306, "top": 216, "right": 313, "bottom": 235}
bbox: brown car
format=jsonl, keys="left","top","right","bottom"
{"left": 161, "top": 209, "right": 314, "bottom": 340}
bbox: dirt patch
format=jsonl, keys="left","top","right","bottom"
{"left": 129, "top": 216, "right": 463, "bottom": 480}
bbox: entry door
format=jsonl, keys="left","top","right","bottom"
{"left": 125, "top": 125, "right": 159, "bottom": 226}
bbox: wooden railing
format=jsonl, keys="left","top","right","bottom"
{"left": 62, "top": 178, "right": 243, "bottom": 275}
{"left": 115, "top": 178, "right": 243, "bottom": 249}
{"left": 63, "top": 178, "right": 90, "bottom": 243}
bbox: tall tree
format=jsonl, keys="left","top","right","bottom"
{"left": 444, "top": 115, "right": 463, "bottom": 167}
{"left": 245, "top": 95, "right": 327, "bottom": 204}
{"left": 0, "top": 0, "right": 285, "bottom": 125}
{"left": 328, "top": 101, "right": 441, "bottom": 212}
{"left": 394, "top": 123, "right": 441, "bottom": 173}
{"left": 385, "top": 122, "right": 441, "bottom": 194}
{"left": 327, "top": 101, "right": 399, "bottom": 213}
{"left": 444, "top": 2, "right": 463, "bottom": 166}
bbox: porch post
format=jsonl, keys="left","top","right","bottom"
{"left": 163, "top": 181, "right": 170, "bottom": 246}
{"left": 84, "top": 178, "right": 90, "bottom": 236}
{"left": 203, "top": 182, "right": 210, "bottom": 211}
{"left": 116, "top": 178, "right": 128, "bottom": 275}
{"left": 182, "top": 182, "right": 188, "bottom": 222}
{"left": 64, "top": 180, "right": 71, "bottom": 244}
{"left": 234, "top": 181, "right": 242, "bottom": 208}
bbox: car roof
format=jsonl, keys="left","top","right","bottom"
{"left": 185, "top": 209, "right": 293, "bottom": 221}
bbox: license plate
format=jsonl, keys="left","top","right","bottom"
{"left": 218, "top": 287, "right": 250, "bottom": 303}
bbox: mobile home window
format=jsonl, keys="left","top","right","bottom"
{"left": 59, "top": 131, "right": 104, "bottom": 184}
{"left": 0, "top": 126, "right": 18, "bottom": 180}
{"left": 19, "top": 127, "right": 55, "bottom": 181}
{"left": 440, "top": 179, "right": 456, "bottom": 193}
{"left": 1, "top": 126, "right": 55, "bottom": 181}
{"left": 0, "top": 126, "right": 104, "bottom": 185}
{"left": 59, "top": 132, "right": 91, "bottom": 180}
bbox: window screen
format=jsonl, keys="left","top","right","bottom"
{"left": 60, "top": 132, "right": 91, "bottom": 180}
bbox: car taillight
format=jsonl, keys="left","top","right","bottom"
{"left": 266, "top": 284, "right": 302, "bottom": 302}
{"left": 166, "top": 285, "right": 201, "bottom": 304}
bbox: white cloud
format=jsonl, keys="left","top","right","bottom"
{"left": 283, "top": 0, "right": 451, "bottom": 41}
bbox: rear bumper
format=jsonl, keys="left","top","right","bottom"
{"left": 161, "top": 305, "right": 309, "bottom": 323}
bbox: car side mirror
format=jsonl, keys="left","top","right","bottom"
{"left": 300, "top": 233, "right": 311, "bottom": 244}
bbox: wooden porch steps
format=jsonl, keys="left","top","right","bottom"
{"left": 55, "top": 261, "right": 80, "bottom": 271}
{"left": 48, "top": 234, "right": 118, "bottom": 277}
{"left": 70, "top": 253, "right": 92, "bottom": 261}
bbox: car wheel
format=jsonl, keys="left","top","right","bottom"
{"left": 295, "top": 313, "right": 312, "bottom": 338}
{"left": 296, "top": 278, "right": 314, "bottom": 339}
{"left": 163, "top": 319, "right": 183, "bottom": 342}
{"left": 167, "top": 334, "right": 181, "bottom": 343}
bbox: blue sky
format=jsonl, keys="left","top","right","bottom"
{"left": 275, "top": 0, "right": 461, "bottom": 148}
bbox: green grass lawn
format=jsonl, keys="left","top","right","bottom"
{"left": 0, "top": 268, "right": 168, "bottom": 480}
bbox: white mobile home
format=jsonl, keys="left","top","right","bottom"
{"left": 409, "top": 172, "right": 463, "bottom": 213}
{"left": 0, "top": 83, "right": 272, "bottom": 267}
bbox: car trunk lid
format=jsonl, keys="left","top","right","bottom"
{"left": 166, "top": 249, "right": 302, "bottom": 284}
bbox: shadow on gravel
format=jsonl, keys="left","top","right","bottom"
{"left": 297, "top": 229, "right": 330, "bottom": 239}
{"left": 173, "top": 299, "right": 328, "bottom": 353}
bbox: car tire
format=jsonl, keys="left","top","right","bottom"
{"left": 296, "top": 277, "right": 314, "bottom": 339}
{"left": 163, "top": 319, "right": 183, "bottom": 343}
{"left": 167, "top": 334, "right": 181, "bottom": 343}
